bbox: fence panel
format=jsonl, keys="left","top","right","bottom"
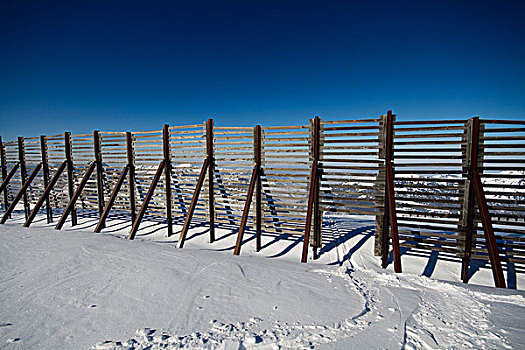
{"left": 169, "top": 124, "right": 207, "bottom": 220}
{"left": 392, "top": 120, "right": 466, "bottom": 255}
{"left": 22, "top": 137, "right": 45, "bottom": 206}
{"left": 44, "top": 134, "right": 69, "bottom": 210}
{"left": 474, "top": 120, "right": 525, "bottom": 267}
{"left": 132, "top": 129, "right": 165, "bottom": 218}
{"left": 261, "top": 124, "right": 311, "bottom": 235}
{"left": 213, "top": 126, "right": 254, "bottom": 226}
{"left": 2, "top": 140, "right": 21, "bottom": 206}
{"left": 99, "top": 132, "right": 130, "bottom": 211}
{"left": 70, "top": 134, "right": 98, "bottom": 210}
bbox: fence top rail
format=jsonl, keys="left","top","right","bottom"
{"left": 394, "top": 120, "right": 466, "bottom": 126}
{"left": 132, "top": 129, "right": 163, "bottom": 135}
{"left": 214, "top": 126, "right": 253, "bottom": 131}
{"left": 262, "top": 125, "right": 309, "bottom": 130}
{"left": 99, "top": 131, "right": 127, "bottom": 135}
{"left": 45, "top": 136, "right": 65, "bottom": 141}
{"left": 322, "top": 118, "right": 381, "bottom": 124}
{"left": 168, "top": 123, "right": 204, "bottom": 130}
{"left": 481, "top": 119, "right": 525, "bottom": 125}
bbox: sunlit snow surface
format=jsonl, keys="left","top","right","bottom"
{"left": 0, "top": 212, "right": 524, "bottom": 349}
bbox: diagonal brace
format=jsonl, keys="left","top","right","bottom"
{"left": 95, "top": 165, "right": 129, "bottom": 233}
{"left": 127, "top": 160, "right": 166, "bottom": 240}
{"left": 24, "top": 160, "right": 68, "bottom": 227}
{"left": 233, "top": 165, "right": 260, "bottom": 255}
{"left": 1, "top": 162, "right": 42, "bottom": 223}
{"left": 176, "top": 157, "right": 210, "bottom": 247}
{"left": 55, "top": 162, "right": 96, "bottom": 230}
{"left": 472, "top": 169, "right": 506, "bottom": 288}
{"left": 0, "top": 163, "right": 20, "bottom": 196}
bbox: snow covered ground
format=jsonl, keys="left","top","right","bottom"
{"left": 0, "top": 211, "right": 524, "bottom": 349}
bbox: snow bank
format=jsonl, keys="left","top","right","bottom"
{"left": 1, "top": 220, "right": 524, "bottom": 349}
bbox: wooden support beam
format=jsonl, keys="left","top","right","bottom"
{"left": 163, "top": 124, "right": 173, "bottom": 237}
{"left": 460, "top": 178, "right": 475, "bottom": 283}
{"left": 24, "top": 160, "right": 67, "bottom": 227}
{"left": 206, "top": 119, "right": 215, "bottom": 243}
{"left": 471, "top": 169, "right": 506, "bottom": 288}
{"left": 126, "top": 132, "right": 137, "bottom": 223}
{"left": 301, "top": 116, "right": 321, "bottom": 263}
{"left": 312, "top": 116, "right": 322, "bottom": 259}
{"left": 1, "top": 162, "right": 42, "bottom": 223}
{"left": 301, "top": 162, "right": 319, "bottom": 263}
{"left": 18, "top": 137, "right": 30, "bottom": 219}
{"left": 0, "top": 163, "right": 19, "bottom": 196}
{"left": 55, "top": 161, "right": 96, "bottom": 230}
{"left": 461, "top": 117, "right": 505, "bottom": 288}
{"left": 40, "top": 135, "right": 52, "bottom": 223}
{"left": 177, "top": 157, "right": 210, "bottom": 247}
{"left": 64, "top": 132, "right": 77, "bottom": 226}
{"left": 127, "top": 160, "right": 166, "bottom": 240}
{"left": 254, "top": 125, "right": 262, "bottom": 251}
{"left": 380, "top": 111, "right": 402, "bottom": 272}
{"left": 461, "top": 117, "right": 478, "bottom": 283}
{"left": 381, "top": 190, "right": 391, "bottom": 268}
{"left": 93, "top": 130, "right": 105, "bottom": 225}
{"left": 233, "top": 166, "right": 259, "bottom": 255}
{"left": 0, "top": 136, "right": 10, "bottom": 211}
{"left": 94, "top": 165, "right": 129, "bottom": 233}
{"left": 386, "top": 163, "right": 402, "bottom": 273}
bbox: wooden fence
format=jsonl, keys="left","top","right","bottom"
{"left": 0, "top": 113, "right": 523, "bottom": 288}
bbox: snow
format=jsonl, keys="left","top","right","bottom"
{"left": 0, "top": 212, "right": 524, "bottom": 349}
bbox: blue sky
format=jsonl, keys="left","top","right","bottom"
{"left": 1, "top": 0, "right": 524, "bottom": 141}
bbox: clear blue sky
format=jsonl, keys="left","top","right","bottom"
{"left": 1, "top": 0, "right": 524, "bottom": 141}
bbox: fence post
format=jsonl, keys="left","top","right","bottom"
{"left": 301, "top": 116, "right": 321, "bottom": 262}
{"left": 93, "top": 130, "right": 105, "bottom": 225}
{"left": 312, "top": 116, "right": 322, "bottom": 259}
{"left": 375, "top": 117, "right": 387, "bottom": 257}
{"left": 18, "top": 137, "right": 30, "bottom": 219}
{"left": 40, "top": 135, "right": 52, "bottom": 223}
{"left": 126, "top": 132, "right": 137, "bottom": 223}
{"left": 460, "top": 118, "right": 474, "bottom": 282}
{"left": 461, "top": 117, "right": 505, "bottom": 287}
{"left": 379, "top": 111, "right": 401, "bottom": 272}
{"left": 163, "top": 124, "right": 173, "bottom": 236}
{"left": 0, "top": 136, "right": 9, "bottom": 213}
{"left": 255, "top": 125, "right": 262, "bottom": 251}
{"left": 206, "top": 118, "right": 215, "bottom": 243}
{"left": 64, "top": 132, "right": 77, "bottom": 226}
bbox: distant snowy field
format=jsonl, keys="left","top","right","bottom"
{"left": 0, "top": 212, "right": 524, "bottom": 349}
